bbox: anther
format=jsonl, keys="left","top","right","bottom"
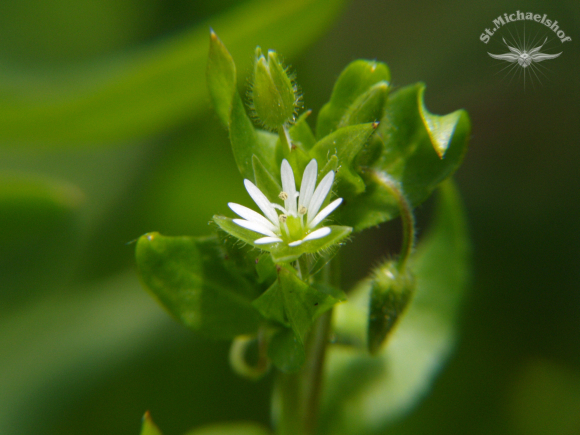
{"left": 298, "top": 206, "right": 307, "bottom": 215}
{"left": 279, "top": 191, "right": 288, "bottom": 200}
{"left": 279, "top": 214, "right": 287, "bottom": 223}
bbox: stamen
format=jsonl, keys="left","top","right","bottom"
{"left": 279, "top": 191, "right": 288, "bottom": 200}
{"left": 279, "top": 214, "right": 287, "bottom": 223}
{"left": 298, "top": 206, "right": 307, "bottom": 215}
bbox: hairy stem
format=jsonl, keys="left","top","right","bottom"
{"left": 371, "top": 170, "right": 415, "bottom": 271}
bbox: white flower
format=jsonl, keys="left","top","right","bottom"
{"left": 228, "top": 159, "right": 342, "bottom": 247}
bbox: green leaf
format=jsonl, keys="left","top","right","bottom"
{"left": 185, "top": 422, "right": 271, "bottom": 435}
{"left": 310, "top": 123, "right": 377, "bottom": 199}
{"left": 418, "top": 86, "right": 462, "bottom": 158}
{"left": 140, "top": 412, "right": 163, "bottom": 435}
{"left": 255, "top": 267, "right": 344, "bottom": 341}
{"left": 342, "top": 83, "right": 470, "bottom": 231}
{"left": 0, "top": 0, "right": 346, "bottom": 146}
{"left": 253, "top": 281, "right": 289, "bottom": 327}
{"left": 207, "top": 30, "right": 237, "bottom": 127}
{"left": 321, "top": 179, "right": 471, "bottom": 434}
{"left": 316, "top": 59, "right": 391, "bottom": 138}
{"left": 337, "top": 81, "right": 388, "bottom": 129}
{"left": 135, "top": 233, "right": 260, "bottom": 339}
{"left": 268, "top": 328, "right": 305, "bottom": 373}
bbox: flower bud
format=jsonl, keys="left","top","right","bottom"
{"left": 367, "top": 261, "right": 415, "bottom": 354}
{"left": 251, "top": 47, "right": 299, "bottom": 130}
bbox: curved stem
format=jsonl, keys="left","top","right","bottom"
{"left": 371, "top": 170, "right": 416, "bottom": 271}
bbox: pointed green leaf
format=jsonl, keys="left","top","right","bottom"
{"left": 185, "top": 422, "right": 271, "bottom": 435}
{"left": 316, "top": 60, "right": 391, "bottom": 138}
{"left": 135, "top": 233, "right": 260, "bottom": 339}
{"left": 321, "top": 179, "right": 471, "bottom": 434}
{"left": 208, "top": 32, "right": 279, "bottom": 179}
{"left": 207, "top": 30, "right": 237, "bottom": 127}
{"left": 140, "top": 412, "right": 163, "bottom": 435}
{"left": 310, "top": 123, "right": 376, "bottom": 199}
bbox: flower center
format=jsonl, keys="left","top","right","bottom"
{"left": 281, "top": 214, "right": 305, "bottom": 243}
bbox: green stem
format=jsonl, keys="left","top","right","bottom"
{"left": 372, "top": 170, "right": 415, "bottom": 271}
{"left": 276, "top": 258, "right": 336, "bottom": 435}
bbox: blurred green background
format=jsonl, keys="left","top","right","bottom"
{"left": 1, "top": 0, "right": 579, "bottom": 434}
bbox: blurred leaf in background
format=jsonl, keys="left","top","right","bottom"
{"left": 0, "top": 0, "right": 346, "bottom": 434}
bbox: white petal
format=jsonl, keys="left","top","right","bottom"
{"left": 255, "top": 236, "right": 283, "bottom": 245}
{"left": 303, "top": 227, "right": 331, "bottom": 242}
{"left": 228, "top": 203, "right": 278, "bottom": 232}
{"left": 244, "top": 179, "right": 279, "bottom": 224}
{"left": 280, "top": 159, "right": 297, "bottom": 216}
{"left": 233, "top": 219, "right": 278, "bottom": 238}
{"left": 307, "top": 170, "right": 335, "bottom": 224}
{"left": 298, "top": 159, "right": 318, "bottom": 210}
{"left": 288, "top": 239, "right": 303, "bottom": 247}
{"left": 308, "top": 198, "right": 343, "bottom": 229}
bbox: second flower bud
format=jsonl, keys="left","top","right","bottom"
{"left": 251, "top": 47, "right": 300, "bottom": 131}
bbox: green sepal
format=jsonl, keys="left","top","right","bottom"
{"left": 310, "top": 123, "right": 376, "bottom": 199}
{"left": 140, "top": 412, "right": 162, "bottom": 435}
{"left": 367, "top": 261, "right": 415, "bottom": 354}
{"left": 316, "top": 59, "right": 390, "bottom": 138}
{"left": 270, "top": 225, "right": 352, "bottom": 263}
{"left": 214, "top": 215, "right": 352, "bottom": 263}
{"left": 289, "top": 110, "right": 317, "bottom": 150}
{"left": 207, "top": 32, "right": 277, "bottom": 179}
{"left": 269, "top": 328, "right": 305, "bottom": 373}
{"left": 135, "top": 232, "right": 260, "bottom": 339}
